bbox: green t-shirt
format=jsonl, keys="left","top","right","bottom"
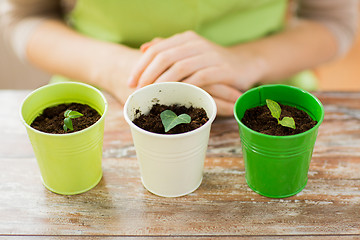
{"left": 68, "top": 0, "right": 286, "bottom": 48}
{"left": 53, "top": 0, "right": 317, "bottom": 91}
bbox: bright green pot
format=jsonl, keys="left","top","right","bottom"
{"left": 234, "top": 84, "right": 324, "bottom": 198}
{"left": 20, "top": 82, "right": 108, "bottom": 195}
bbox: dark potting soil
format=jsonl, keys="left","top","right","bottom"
{"left": 31, "top": 103, "right": 101, "bottom": 134}
{"left": 133, "top": 104, "right": 209, "bottom": 134}
{"left": 241, "top": 103, "right": 317, "bottom": 136}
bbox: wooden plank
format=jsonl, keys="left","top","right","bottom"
{"left": 1, "top": 236, "right": 360, "bottom": 240}
{"left": 0, "top": 156, "right": 359, "bottom": 236}
{"left": 1, "top": 90, "right": 360, "bottom": 238}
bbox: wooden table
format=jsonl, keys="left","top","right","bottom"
{"left": 1, "top": 90, "right": 359, "bottom": 239}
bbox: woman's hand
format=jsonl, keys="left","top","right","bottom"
{"left": 99, "top": 47, "right": 142, "bottom": 105}
{"left": 201, "top": 83, "right": 242, "bottom": 116}
{"left": 128, "top": 31, "right": 260, "bottom": 90}
{"left": 128, "top": 31, "right": 265, "bottom": 116}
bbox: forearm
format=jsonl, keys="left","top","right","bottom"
{"left": 230, "top": 19, "right": 339, "bottom": 84}
{"left": 26, "top": 19, "right": 140, "bottom": 94}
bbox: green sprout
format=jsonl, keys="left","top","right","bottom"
{"left": 63, "top": 110, "right": 83, "bottom": 132}
{"left": 266, "top": 99, "right": 296, "bottom": 129}
{"left": 160, "top": 110, "right": 191, "bottom": 132}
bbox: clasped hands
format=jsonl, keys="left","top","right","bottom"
{"left": 127, "top": 31, "right": 261, "bottom": 116}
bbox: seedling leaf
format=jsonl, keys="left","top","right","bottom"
{"left": 64, "top": 110, "right": 72, "bottom": 117}
{"left": 64, "top": 110, "right": 83, "bottom": 119}
{"left": 278, "top": 117, "right": 296, "bottom": 129}
{"left": 266, "top": 99, "right": 296, "bottom": 130}
{"left": 266, "top": 99, "right": 281, "bottom": 119}
{"left": 160, "top": 110, "right": 191, "bottom": 132}
{"left": 63, "top": 109, "right": 83, "bottom": 132}
{"left": 63, "top": 117, "right": 73, "bottom": 131}
{"left": 68, "top": 111, "right": 83, "bottom": 119}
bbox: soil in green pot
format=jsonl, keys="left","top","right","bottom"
{"left": 241, "top": 103, "right": 317, "bottom": 136}
{"left": 31, "top": 103, "right": 101, "bottom": 134}
{"left": 133, "top": 103, "right": 209, "bottom": 134}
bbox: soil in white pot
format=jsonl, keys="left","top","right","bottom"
{"left": 132, "top": 104, "right": 209, "bottom": 134}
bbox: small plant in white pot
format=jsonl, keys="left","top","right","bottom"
{"left": 124, "top": 82, "right": 217, "bottom": 197}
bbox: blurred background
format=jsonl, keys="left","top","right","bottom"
{"left": 0, "top": 6, "right": 359, "bottom": 91}
{"left": 315, "top": 14, "right": 360, "bottom": 92}
{"left": 0, "top": 35, "right": 50, "bottom": 89}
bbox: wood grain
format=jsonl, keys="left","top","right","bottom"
{"left": 0, "top": 90, "right": 359, "bottom": 239}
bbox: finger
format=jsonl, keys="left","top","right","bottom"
{"left": 140, "top": 37, "right": 163, "bottom": 53}
{"left": 142, "top": 31, "right": 199, "bottom": 54}
{"left": 182, "top": 66, "right": 232, "bottom": 88}
{"left": 202, "top": 84, "right": 242, "bottom": 103}
{"left": 128, "top": 31, "right": 200, "bottom": 87}
{"left": 211, "top": 96, "right": 237, "bottom": 117}
{"left": 136, "top": 43, "right": 207, "bottom": 88}
{"left": 154, "top": 53, "right": 217, "bottom": 84}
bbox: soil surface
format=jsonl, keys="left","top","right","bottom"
{"left": 31, "top": 103, "right": 101, "bottom": 134}
{"left": 241, "top": 103, "right": 317, "bottom": 136}
{"left": 133, "top": 104, "right": 209, "bottom": 134}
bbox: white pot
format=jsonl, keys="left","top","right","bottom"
{"left": 124, "top": 82, "right": 217, "bottom": 197}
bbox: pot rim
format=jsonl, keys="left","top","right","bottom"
{"left": 124, "top": 82, "right": 217, "bottom": 139}
{"left": 233, "top": 84, "right": 325, "bottom": 139}
{"left": 20, "top": 82, "right": 108, "bottom": 137}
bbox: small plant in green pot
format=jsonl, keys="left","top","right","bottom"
{"left": 233, "top": 84, "right": 324, "bottom": 198}
{"left": 20, "top": 82, "right": 108, "bottom": 195}
{"left": 63, "top": 109, "right": 84, "bottom": 132}
{"left": 124, "top": 82, "right": 217, "bottom": 197}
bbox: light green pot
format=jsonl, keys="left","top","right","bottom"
{"left": 234, "top": 85, "right": 324, "bottom": 198}
{"left": 20, "top": 82, "right": 108, "bottom": 195}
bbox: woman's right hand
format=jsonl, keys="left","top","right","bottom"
{"left": 98, "top": 46, "right": 142, "bottom": 105}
